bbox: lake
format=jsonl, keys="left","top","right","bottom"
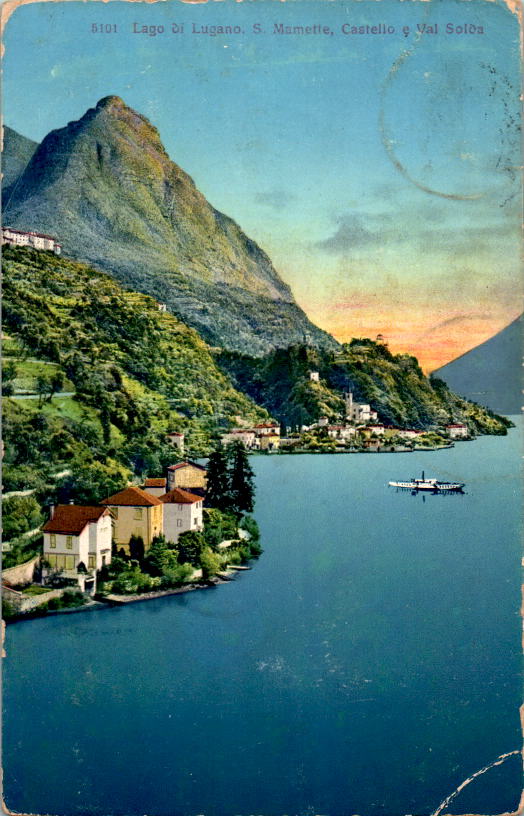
{"left": 3, "top": 421, "right": 522, "bottom": 816}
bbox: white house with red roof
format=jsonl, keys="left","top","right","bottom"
{"left": 41, "top": 505, "right": 112, "bottom": 593}
{"left": 160, "top": 488, "right": 204, "bottom": 545}
{"left": 446, "top": 423, "right": 469, "bottom": 439}
{"left": 221, "top": 429, "right": 259, "bottom": 449}
{"left": 253, "top": 422, "right": 280, "bottom": 437}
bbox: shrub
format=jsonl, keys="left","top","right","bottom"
{"left": 200, "top": 547, "right": 221, "bottom": 580}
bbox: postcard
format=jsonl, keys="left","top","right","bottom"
{"left": 1, "top": 0, "right": 522, "bottom": 815}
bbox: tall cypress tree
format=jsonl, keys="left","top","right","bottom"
{"left": 206, "top": 443, "right": 231, "bottom": 511}
{"left": 228, "top": 440, "right": 255, "bottom": 515}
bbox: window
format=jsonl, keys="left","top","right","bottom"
{"left": 178, "top": 504, "right": 183, "bottom": 512}
{"left": 66, "top": 536, "right": 73, "bottom": 549}
{"left": 193, "top": 518, "right": 198, "bottom": 526}
{"left": 88, "top": 555, "right": 96, "bottom": 569}
{"left": 47, "top": 553, "right": 57, "bottom": 568}
{"left": 57, "top": 554, "right": 66, "bottom": 569}
{"left": 177, "top": 519, "right": 182, "bottom": 528}
{"left": 50, "top": 534, "right": 56, "bottom": 548}
{"left": 65, "top": 555, "right": 75, "bottom": 570}
{"left": 134, "top": 508, "right": 143, "bottom": 520}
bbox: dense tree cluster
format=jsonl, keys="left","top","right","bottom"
{"left": 206, "top": 440, "right": 255, "bottom": 515}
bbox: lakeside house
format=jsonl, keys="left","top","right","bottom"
{"left": 167, "top": 461, "right": 208, "bottom": 492}
{"left": 259, "top": 433, "right": 280, "bottom": 451}
{"left": 159, "top": 488, "right": 204, "bottom": 545}
{"left": 101, "top": 487, "right": 163, "bottom": 554}
{"left": 143, "top": 477, "right": 167, "bottom": 498}
{"left": 41, "top": 505, "right": 112, "bottom": 594}
{"left": 2, "top": 226, "right": 62, "bottom": 255}
{"left": 221, "top": 429, "right": 259, "bottom": 449}
{"left": 327, "top": 425, "right": 356, "bottom": 442}
{"left": 253, "top": 422, "right": 280, "bottom": 437}
{"left": 221, "top": 422, "right": 281, "bottom": 450}
{"left": 446, "top": 423, "right": 469, "bottom": 439}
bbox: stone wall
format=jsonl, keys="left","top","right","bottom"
{"left": 2, "top": 585, "right": 66, "bottom": 614}
{"left": 2, "top": 555, "right": 40, "bottom": 587}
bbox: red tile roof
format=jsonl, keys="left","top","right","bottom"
{"left": 3, "top": 226, "right": 60, "bottom": 242}
{"left": 160, "top": 488, "right": 202, "bottom": 505}
{"left": 167, "top": 461, "right": 207, "bottom": 472}
{"left": 101, "top": 486, "right": 162, "bottom": 506}
{"left": 144, "top": 478, "right": 167, "bottom": 487}
{"left": 42, "top": 505, "right": 109, "bottom": 535}
{"left": 167, "top": 432, "right": 184, "bottom": 437}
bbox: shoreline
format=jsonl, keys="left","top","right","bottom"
{"left": 258, "top": 443, "right": 456, "bottom": 455}
{"left": 4, "top": 573, "right": 239, "bottom": 623}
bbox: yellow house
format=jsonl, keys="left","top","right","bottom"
{"left": 259, "top": 434, "right": 280, "bottom": 451}
{"left": 167, "top": 461, "right": 207, "bottom": 492}
{"left": 101, "top": 486, "right": 163, "bottom": 553}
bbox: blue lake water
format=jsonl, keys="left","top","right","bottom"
{"left": 3, "top": 421, "right": 522, "bottom": 816}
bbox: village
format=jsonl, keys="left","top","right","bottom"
{"left": 221, "top": 385, "right": 470, "bottom": 453}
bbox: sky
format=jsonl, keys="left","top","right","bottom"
{"left": 2, "top": 0, "right": 522, "bottom": 371}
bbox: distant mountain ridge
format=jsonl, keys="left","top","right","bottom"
{"left": 432, "top": 315, "right": 522, "bottom": 415}
{"left": 3, "top": 96, "right": 337, "bottom": 355}
{"left": 1, "top": 126, "right": 38, "bottom": 202}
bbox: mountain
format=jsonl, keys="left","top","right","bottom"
{"left": 217, "top": 339, "right": 511, "bottom": 434}
{"left": 3, "top": 96, "right": 337, "bottom": 356}
{"left": 432, "top": 316, "right": 522, "bottom": 415}
{"left": 1, "top": 125, "right": 38, "bottom": 202}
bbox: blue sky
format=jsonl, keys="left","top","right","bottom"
{"left": 3, "top": 0, "right": 521, "bottom": 369}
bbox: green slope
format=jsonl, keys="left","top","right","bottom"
{"left": 1, "top": 125, "right": 38, "bottom": 202}
{"left": 2, "top": 245, "right": 268, "bottom": 508}
{"left": 216, "top": 339, "right": 511, "bottom": 434}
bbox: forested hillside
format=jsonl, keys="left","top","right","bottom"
{"left": 217, "top": 340, "right": 511, "bottom": 433}
{"left": 3, "top": 245, "right": 268, "bottom": 510}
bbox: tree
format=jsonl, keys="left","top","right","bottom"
{"left": 205, "top": 442, "right": 231, "bottom": 510}
{"left": 177, "top": 530, "right": 205, "bottom": 566}
{"left": 228, "top": 440, "right": 255, "bottom": 515}
{"left": 144, "top": 535, "right": 178, "bottom": 576}
{"left": 2, "top": 495, "right": 43, "bottom": 539}
{"left": 128, "top": 535, "right": 145, "bottom": 563}
{"left": 2, "top": 360, "right": 17, "bottom": 396}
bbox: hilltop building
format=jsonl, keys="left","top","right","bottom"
{"left": 2, "top": 226, "right": 62, "bottom": 255}
{"left": 101, "top": 486, "right": 163, "bottom": 554}
{"left": 41, "top": 505, "right": 112, "bottom": 594}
